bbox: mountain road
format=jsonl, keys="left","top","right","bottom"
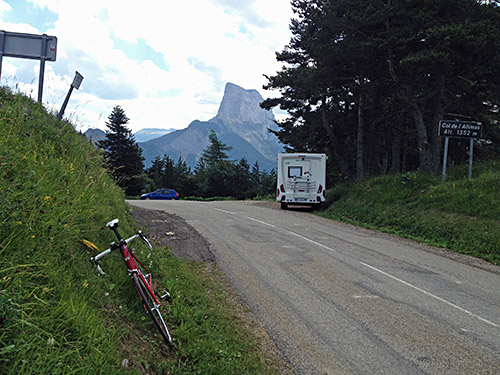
{"left": 128, "top": 200, "right": 500, "bottom": 375}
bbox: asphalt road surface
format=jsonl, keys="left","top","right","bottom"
{"left": 129, "top": 200, "right": 500, "bottom": 375}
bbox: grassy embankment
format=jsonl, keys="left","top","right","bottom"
{"left": 0, "top": 88, "right": 279, "bottom": 375}
{"left": 321, "top": 164, "right": 500, "bottom": 265}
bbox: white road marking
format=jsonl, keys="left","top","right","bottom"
{"left": 214, "top": 208, "right": 238, "bottom": 215}
{"left": 246, "top": 216, "right": 277, "bottom": 228}
{"left": 213, "top": 207, "right": 499, "bottom": 329}
{"left": 360, "top": 262, "right": 499, "bottom": 328}
{"left": 287, "top": 231, "right": 338, "bottom": 253}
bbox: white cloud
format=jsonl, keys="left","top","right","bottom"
{"left": 0, "top": 0, "right": 10, "bottom": 15}
{"left": 1, "top": 0, "right": 294, "bottom": 132}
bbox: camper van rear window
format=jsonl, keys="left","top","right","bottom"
{"left": 288, "top": 166, "right": 302, "bottom": 178}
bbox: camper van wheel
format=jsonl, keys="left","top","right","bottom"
{"left": 281, "top": 202, "right": 288, "bottom": 210}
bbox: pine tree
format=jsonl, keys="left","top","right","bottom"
{"left": 196, "top": 130, "right": 234, "bottom": 197}
{"left": 231, "top": 158, "right": 252, "bottom": 199}
{"left": 97, "top": 105, "right": 145, "bottom": 195}
{"left": 260, "top": 169, "right": 277, "bottom": 197}
{"left": 198, "top": 129, "right": 232, "bottom": 166}
{"left": 173, "top": 156, "right": 193, "bottom": 196}
{"left": 147, "top": 156, "right": 165, "bottom": 190}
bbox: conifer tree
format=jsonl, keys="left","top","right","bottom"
{"left": 231, "top": 158, "right": 252, "bottom": 199}
{"left": 198, "top": 129, "right": 232, "bottom": 166}
{"left": 97, "top": 105, "right": 145, "bottom": 195}
{"left": 196, "top": 130, "right": 234, "bottom": 197}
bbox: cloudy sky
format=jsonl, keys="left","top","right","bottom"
{"left": 0, "top": 0, "right": 294, "bottom": 132}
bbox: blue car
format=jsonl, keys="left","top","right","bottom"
{"left": 140, "top": 189, "right": 179, "bottom": 200}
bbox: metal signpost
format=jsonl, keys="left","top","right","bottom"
{"left": 58, "top": 71, "right": 84, "bottom": 120}
{"left": 0, "top": 30, "right": 57, "bottom": 103}
{"left": 438, "top": 120, "right": 482, "bottom": 182}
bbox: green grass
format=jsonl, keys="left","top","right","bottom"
{"left": 320, "top": 164, "right": 500, "bottom": 265}
{"left": 0, "top": 88, "right": 278, "bottom": 374}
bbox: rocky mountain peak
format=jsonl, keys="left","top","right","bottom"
{"left": 214, "top": 82, "right": 275, "bottom": 125}
{"left": 138, "top": 82, "right": 283, "bottom": 171}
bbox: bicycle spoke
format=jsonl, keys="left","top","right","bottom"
{"left": 133, "top": 272, "right": 173, "bottom": 347}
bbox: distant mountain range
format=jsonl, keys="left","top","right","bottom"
{"left": 84, "top": 127, "right": 175, "bottom": 145}
{"left": 134, "top": 128, "right": 176, "bottom": 142}
{"left": 84, "top": 128, "right": 106, "bottom": 145}
{"left": 84, "top": 83, "right": 283, "bottom": 171}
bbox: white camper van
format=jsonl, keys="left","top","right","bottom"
{"left": 277, "top": 153, "right": 327, "bottom": 209}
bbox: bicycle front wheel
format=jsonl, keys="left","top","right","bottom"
{"left": 132, "top": 272, "right": 173, "bottom": 347}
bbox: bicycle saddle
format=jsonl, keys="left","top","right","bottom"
{"left": 106, "top": 219, "right": 119, "bottom": 228}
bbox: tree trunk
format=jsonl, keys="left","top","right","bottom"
{"left": 384, "top": 1, "right": 431, "bottom": 173}
{"left": 321, "top": 97, "right": 351, "bottom": 179}
{"left": 403, "top": 85, "right": 433, "bottom": 173}
{"left": 356, "top": 92, "right": 365, "bottom": 180}
{"left": 365, "top": 125, "right": 384, "bottom": 175}
{"left": 390, "top": 126, "right": 403, "bottom": 174}
{"left": 430, "top": 73, "right": 446, "bottom": 173}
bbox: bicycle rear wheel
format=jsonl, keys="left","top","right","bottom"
{"left": 132, "top": 272, "right": 173, "bottom": 347}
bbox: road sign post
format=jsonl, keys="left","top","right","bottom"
{"left": 469, "top": 138, "right": 474, "bottom": 179}
{"left": 438, "top": 120, "right": 482, "bottom": 182}
{"left": 0, "top": 30, "right": 57, "bottom": 103}
{"left": 441, "top": 136, "right": 450, "bottom": 183}
{"left": 58, "top": 71, "right": 84, "bottom": 120}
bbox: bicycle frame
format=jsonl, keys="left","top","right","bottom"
{"left": 90, "top": 219, "right": 173, "bottom": 346}
{"left": 92, "top": 233, "right": 159, "bottom": 303}
{"left": 121, "top": 243, "right": 161, "bottom": 306}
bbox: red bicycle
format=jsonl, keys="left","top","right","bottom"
{"left": 90, "top": 219, "right": 173, "bottom": 347}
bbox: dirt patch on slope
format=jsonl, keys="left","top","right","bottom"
{"left": 131, "top": 207, "right": 215, "bottom": 263}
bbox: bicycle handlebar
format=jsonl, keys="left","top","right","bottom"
{"left": 139, "top": 231, "right": 153, "bottom": 251}
{"left": 90, "top": 223, "right": 152, "bottom": 276}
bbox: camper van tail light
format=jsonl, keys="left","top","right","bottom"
{"left": 280, "top": 184, "right": 285, "bottom": 193}
{"left": 317, "top": 185, "right": 323, "bottom": 194}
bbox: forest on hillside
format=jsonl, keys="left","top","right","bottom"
{"left": 262, "top": 0, "right": 500, "bottom": 182}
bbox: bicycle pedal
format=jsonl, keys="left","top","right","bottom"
{"left": 160, "top": 291, "right": 171, "bottom": 302}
